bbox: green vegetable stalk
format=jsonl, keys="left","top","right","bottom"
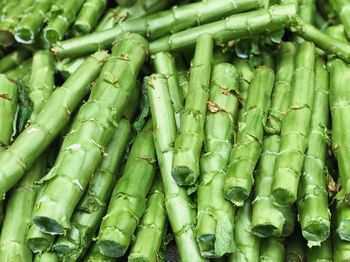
{"left": 128, "top": 176, "right": 167, "bottom": 262}
{"left": 259, "top": 238, "right": 285, "bottom": 262}
{"left": 53, "top": 0, "right": 268, "bottom": 58}
{"left": 272, "top": 42, "right": 316, "bottom": 206}
{"left": 149, "top": 4, "right": 297, "bottom": 53}
{"left": 43, "top": 0, "right": 85, "bottom": 43}
{"left": 84, "top": 243, "right": 115, "bottom": 262}
{"left": 196, "top": 63, "right": 240, "bottom": 258}
{"left": 14, "top": 0, "right": 53, "bottom": 44}
{"left": 54, "top": 119, "right": 131, "bottom": 261}
{"left": 152, "top": 52, "right": 184, "bottom": 129}
{"left": 97, "top": 120, "right": 156, "bottom": 258}
{"left": 224, "top": 66, "right": 275, "bottom": 206}
{"left": 297, "top": 56, "right": 330, "bottom": 247}
{"left": 229, "top": 200, "right": 260, "bottom": 262}
{"left": 307, "top": 237, "right": 333, "bottom": 262}
{"left": 172, "top": 34, "right": 213, "bottom": 186}
{"left": 0, "top": 51, "right": 109, "bottom": 198}
{"left": 334, "top": 231, "right": 350, "bottom": 262}
{"left": 299, "top": 0, "right": 316, "bottom": 24}
{"left": 73, "top": 0, "right": 107, "bottom": 35}
{"left": 34, "top": 252, "right": 59, "bottom": 262}
{"left": 329, "top": 0, "right": 350, "bottom": 39}
{"left": 0, "top": 74, "right": 17, "bottom": 151}
{"left": 32, "top": 33, "right": 147, "bottom": 235}
{"left": 0, "top": 49, "right": 31, "bottom": 73}
{"left": 26, "top": 225, "right": 54, "bottom": 253}
{"left": 147, "top": 74, "right": 203, "bottom": 261}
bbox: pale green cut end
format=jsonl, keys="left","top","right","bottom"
{"left": 272, "top": 188, "right": 295, "bottom": 207}
{"left": 98, "top": 240, "right": 126, "bottom": 258}
{"left": 197, "top": 234, "right": 216, "bottom": 257}
{"left": 27, "top": 237, "right": 52, "bottom": 253}
{"left": 14, "top": 27, "right": 35, "bottom": 44}
{"left": 224, "top": 187, "right": 248, "bottom": 206}
{"left": 172, "top": 166, "right": 196, "bottom": 186}
{"left": 338, "top": 219, "right": 350, "bottom": 241}
{"left": 32, "top": 216, "right": 64, "bottom": 235}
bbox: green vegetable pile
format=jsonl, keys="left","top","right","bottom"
{"left": 0, "top": 0, "right": 350, "bottom": 261}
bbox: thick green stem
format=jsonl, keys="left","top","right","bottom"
{"left": 128, "top": 176, "right": 167, "bottom": 262}
{"left": 53, "top": 0, "right": 268, "bottom": 58}
{"left": 97, "top": 120, "right": 156, "bottom": 258}
{"left": 149, "top": 4, "right": 297, "bottom": 53}
{"left": 224, "top": 66, "right": 275, "bottom": 206}
{"left": 178, "top": 70, "right": 189, "bottom": 100}
{"left": 147, "top": 74, "right": 204, "bottom": 261}
{"left": 73, "top": 0, "right": 107, "bottom": 35}
{"left": 53, "top": 119, "right": 131, "bottom": 261}
{"left": 196, "top": 63, "right": 239, "bottom": 258}
{"left": 32, "top": 33, "right": 147, "bottom": 235}
{"left": 307, "top": 237, "right": 333, "bottom": 262}
{"left": 0, "top": 49, "right": 31, "bottom": 73}
{"left": 297, "top": 56, "right": 330, "bottom": 246}
{"left": 84, "top": 243, "right": 115, "bottom": 262}
{"left": 259, "top": 237, "right": 285, "bottom": 262}
{"left": 55, "top": 57, "right": 86, "bottom": 80}
{"left": 229, "top": 200, "right": 260, "bottom": 262}
{"left": 43, "top": 0, "right": 85, "bottom": 43}
{"left": 0, "top": 155, "right": 47, "bottom": 262}
{"left": 0, "top": 51, "right": 109, "bottom": 198}
{"left": 299, "top": 0, "right": 316, "bottom": 24}
{"left": 272, "top": 42, "right": 316, "bottom": 206}
{"left": 14, "top": 0, "right": 53, "bottom": 44}
{"left": 152, "top": 52, "right": 184, "bottom": 129}
{"left": 34, "top": 252, "right": 59, "bottom": 262}
{"left": 172, "top": 34, "right": 213, "bottom": 186}
{"left": 329, "top": 0, "right": 350, "bottom": 39}
{"left": 334, "top": 230, "right": 350, "bottom": 262}
{"left": 26, "top": 225, "right": 54, "bottom": 253}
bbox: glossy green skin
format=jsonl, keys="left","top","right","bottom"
{"left": 0, "top": 0, "right": 33, "bottom": 47}
{"left": 0, "top": 155, "right": 46, "bottom": 262}
{"left": 172, "top": 34, "right": 213, "bottom": 186}
{"left": 0, "top": 49, "right": 31, "bottom": 73}
{"left": 334, "top": 232, "right": 350, "bottom": 262}
{"left": 32, "top": 34, "right": 147, "bottom": 235}
{"left": 196, "top": 63, "right": 239, "bottom": 258}
{"left": 95, "top": 0, "right": 170, "bottom": 32}
{"left": 224, "top": 66, "right": 275, "bottom": 206}
{"left": 14, "top": 0, "right": 52, "bottom": 44}
{"left": 229, "top": 201, "right": 260, "bottom": 262}
{"left": 73, "top": 0, "right": 107, "bottom": 34}
{"left": 325, "top": 25, "right": 348, "bottom": 42}
{"left": 84, "top": 243, "right": 116, "bottom": 262}
{"left": 0, "top": 74, "right": 17, "bottom": 150}
{"left": 299, "top": 0, "right": 316, "bottom": 24}
{"left": 34, "top": 252, "right": 59, "bottom": 262}
{"left": 152, "top": 52, "right": 184, "bottom": 129}
{"left": 53, "top": 0, "right": 268, "bottom": 58}
{"left": 297, "top": 56, "right": 330, "bottom": 246}
{"left": 147, "top": 74, "right": 204, "bottom": 261}
{"left": 329, "top": 0, "right": 350, "bottom": 38}
{"left": 178, "top": 70, "right": 189, "bottom": 99}
{"left": 0, "top": 51, "right": 109, "bottom": 198}
{"left": 284, "top": 229, "right": 306, "bottom": 262}
{"left": 128, "top": 176, "right": 167, "bottom": 262}
{"left": 6, "top": 59, "right": 32, "bottom": 83}
{"left": 97, "top": 120, "right": 156, "bottom": 258}
{"left": 272, "top": 42, "right": 316, "bottom": 206}
{"left": 149, "top": 4, "right": 297, "bottom": 53}
{"left": 259, "top": 238, "right": 285, "bottom": 262}
{"left": 307, "top": 237, "right": 333, "bottom": 262}
{"left": 53, "top": 119, "right": 131, "bottom": 261}
{"left": 44, "top": 0, "right": 85, "bottom": 43}
{"left": 294, "top": 20, "right": 350, "bottom": 63}
{"left": 265, "top": 42, "right": 296, "bottom": 134}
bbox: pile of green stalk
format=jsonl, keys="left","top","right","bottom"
{"left": 2, "top": 0, "right": 350, "bottom": 261}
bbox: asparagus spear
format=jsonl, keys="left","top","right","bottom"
{"left": 229, "top": 200, "right": 260, "bottom": 262}
{"left": 329, "top": 0, "right": 350, "bottom": 39}
{"left": 26, "top": 225, "right": 54, "bottom": 253}
{"left": 95, "top": 0, "right": 170, "bottom": 32}
{"left": 32, "top": 33, "right": 147, "bottom": 235}
{"left": 178, "top": 70, "right": 189, "bottom": 100}
{"left": 53, "top": 119, "right": 131, "bottom": 261}
{"left": 84, "top": 243, "right": 115, "bottom": 262}
{"left": 34, "top": 252, "right": 59, "bottom": 262}
{"left": 0, "top": 51, "right": 109, "bottom": 197}
{"left": 0, "top": 74, "right": 17, "bottom": 150}
{"left": 0, "top": 49, "right": 31, "bottom": 73}
{"left": 298, "top": 56, "right": 330, "bottom": 247}
{"left": 172, "top": 34, "right": 213, "bottom": 186}
{"left": 43, "top": 0, "right": 85, "bottom": 43}
{"left": 334, "top": 231, "right": 350, "bottom": 262}
{"left": 128, "top": 176, "right": 167, "bottom": 262}
{"left": 271, "top": 42, "right": 316, "bottom": 206}
{"left": 259, "top": 237, "right": 285, "bottom": 262}
{"left": 14, "top": 0, "right": 53, "bottom": 44}
{"left": 299, "top": 0, "right": 316, "bottom": 24}
{"left": 224, "top": 66, "right": 275, "bottom": 206}
{"left": 116, "top": 0, "right": 136, "bottom": 7}
{"left": 147, "top": 74, "right": 203, "bottom": 261}
{"left": 97, "top": 120, "right": 156, "bottom": 258}
{"left": 73, "top": 0, "right": 107, "bottom": 35}
{"left": 53, "top": 0, "right": 269, "bottom": 58}
{"left": 0, "top": 155, "right": 47, "bottom": 262}
{"left": 149, "top": 4, "right": 297, "bottom": 53}
{"left": 284, "top": 228, "right": 306, "bottom": 262}
{"left": 307, "top": 237, "right": 333, "bottom": 262}
{"left": 152, "top": 52, "right": 184, "bottom": 129}
{"left": 0, "top": 0, "right": 34, "bottom": 47}
{"left": 196, "top": 63, "right": 240, "bottom": 258}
